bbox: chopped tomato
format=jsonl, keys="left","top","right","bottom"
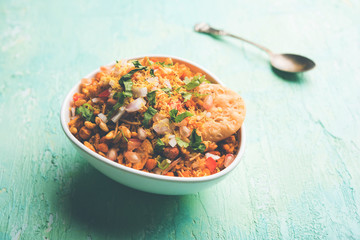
{"left": 98, "top": 89, "right": 110, "bottom": 98}
{"left": 205, "top": 157, "right": 217, "bottom": 172}
{"left": 169, "top": 100, "right": 182, "bottom": 111}
{"left": 73, "top": 93, "right": 84, "bottom": 102}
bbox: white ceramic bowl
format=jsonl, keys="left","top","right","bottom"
{"left": 60, "top": 55, "right": 245, "bottom": 195}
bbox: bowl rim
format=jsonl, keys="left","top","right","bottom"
{"left": 60, "top": 55, "right": 246, "bottom": 183}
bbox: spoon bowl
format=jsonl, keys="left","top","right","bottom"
{"left": 270, "top": 53, "right": 316, "bottom": 73}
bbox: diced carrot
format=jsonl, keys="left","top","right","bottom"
{"left": 166, "top": 172, "right": 174, "bottom": 177}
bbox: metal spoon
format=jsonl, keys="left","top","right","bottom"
{"left": 194, "top": 23, "right": 316, "bottom": 73}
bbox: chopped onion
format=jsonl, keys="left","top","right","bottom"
{"left": 71, "top": 107, "right": 75, "bottom": 117}
{"left": 137, "top": 127, "right": 147, "bottom": 140}
{"left": 98, "top": 113, "right": 108, "bottom": 123}
{"left": 92, "top": 98, "right": 101, "bottom": 103}
{"left": 109, "top": 80, "right": 116, "bottom": 87}
{"left": 224, "top": 154, "right": 235, "bottom": 168}
{"left": 164, "top": 80, "right": 172, "bottom": 89}
{"left": 153, "top": 118, "right": 171, "bottom": 135}
{"left": 168, "top": 135, "right": 177, "bottom": 147}
{"left": 153, "top": 113, "right": 166, "bottom": 122}
{"left": 146, "top": 77, "right": 159, "bottom": 86}
{"left": 111, "top": 107, "right": 125, "bottom": 123}
{"left": 206, "top": 112, "right": 212, "bottom": 118}
{"left": 180, "top": 126, "right": 191, "bottom": 138}
{"left": 124, "top": 151, "right": 141, "bottom": 164}
{"left": 205, "top": 153, "right": 221, "bottom": 160}
{"left": 125, "top": 98, "right": 146, "bottom": 112}
{"left": 107, "top": 148, "right": 118, "bottom": 161}
{"left": 132, "top": 87, "right": 148, "bottom": 98}
{"left": 153, "top": 168, "right": 162, "bottom": 175}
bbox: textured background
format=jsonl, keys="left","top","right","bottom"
{"left": 1, "top": 0, "right": 360, "bottom": 239}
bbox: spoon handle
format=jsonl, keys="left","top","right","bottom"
{"left": 194, "top": 23, "right": 272, "bottom": 55}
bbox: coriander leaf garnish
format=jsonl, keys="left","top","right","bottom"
{"left": 122, "top": 91, "right": 133, "bottom": 98}
{"left": 176, "top": 137, "right": 189, "bottom": 148}
{"left": 76, "top": 103, "right": 94, "bottom": 122}
{"left": 175, "top": 111, "right": 193, "bottom": 123}
{"left": 119, "top": 66, "right": 147, "bottom": 89}
{"left": 161, "top": 87, "right": 172, "bottom": 96}
{"left": 176, "top": 76, "right": 209, "bottom": 92}
{"left": 111, "top": 63, "right": 147, "bottom": 118}
{"left": 181, "top": 92, "right": 192, "bottom": 102}
{"left": 123, "top": 80, "right": 133, "bottom": 94}
{"left": 184, "top": 75, "right": 208, "bottom": 90}
{"left": 150, "top": 69, "right": 155, "bottom": 77}
{"left": 132, "top": 60, "right": 142, "bottom": 68}
{"left": 189, "top": 129, "right": 206, "bottom": 153}
{"left": 107, "top": 92, "right": 127, "bottom": 118}
{"left": 169, "top": 109, "right": 178, "bottom": 122}
{"left": 154, "top": 138, "right": 165, "bottom": 155}
{"left": 142, "top": 106, "right": 158, "bottom": 128}
{"left": 158, "top": 62, "right": 173, "bottom": 67}
{"left": 119, "top": 67, "right": 146, "bottom": 83}
{"left": 183, "top": 77, "right": 191, "bottom": 85}
{"left": 107, "top": 102, "right": 122, "bottom": 119}
{"left": 118, "top": 65, "right": 147, "bottom": 100}
{"left": 169, "top": 109, "right": 193, "bottom": 123}
{"left": 147, "top": 90, "right": 157, "bottom": 106}
{"left": 157, "top": 159, "right": 170, "bottom": 170}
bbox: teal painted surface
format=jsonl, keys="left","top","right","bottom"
{"left": 1, "top": 0, "right": 360, "bottom": 239}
